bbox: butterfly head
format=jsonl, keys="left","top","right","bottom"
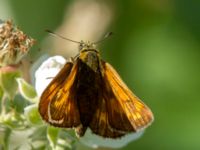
{"left": 79, "top": 41, "right": 96, "bottom": 52}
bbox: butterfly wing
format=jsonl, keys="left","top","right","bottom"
{"left": 102, "top": 61, "right": 154, "bottom": 130}
{"left": 39, "top": 61, "right": 81, "bottom": 128}
{"left": 89, "top": 61, "right": 153, "bottom": 138}
{"left": 89, "top": 96, "right": 127, "bottom": 138}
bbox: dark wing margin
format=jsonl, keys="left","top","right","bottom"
{"left": 89, "top": 61, "right": 153, "bottom": 138}
{"left": 39, "top": 61, "right": 81, "bottom": 128}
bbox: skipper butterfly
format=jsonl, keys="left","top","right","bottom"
{"left": 39, "top": 32, "right": 154, "bottom": 138}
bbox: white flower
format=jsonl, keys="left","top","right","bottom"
{"left": 80, "top": 129, "right": 144, "bottom": 148}
{"left": 35, "top": 56, "right": 66, "bottom": 96}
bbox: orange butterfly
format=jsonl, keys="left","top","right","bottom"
{"left": 39, "top": 32, "right": 154, "bottom": 138}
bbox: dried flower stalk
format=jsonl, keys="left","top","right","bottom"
{"left": 0, "top": 20, "right": 35, "bottom": 67}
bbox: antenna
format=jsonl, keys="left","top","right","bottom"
{"left": 94, "top": 32, "right": 113, "bottom": 44}
{"left": 45, "top": 29, "right": 81, "bottom": 44}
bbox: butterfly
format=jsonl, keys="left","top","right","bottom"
{"left": 38, "top": 32, "right": 154, "bottom": 138}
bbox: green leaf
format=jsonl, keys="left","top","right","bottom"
{"left": 57, "top": 129, "right": 77, "bottom": 149}
{"left": 16, "top": 78, "right": 38, "bottom": 103}
{"left": 24, "top": 104, "right": 42, "bottom": 126}
{"left": 12, "top": 95, "right": 28, "bottom": 113}
{"left": 28, "top": 126, "right": 47, "bottom": 142}
{"left": 47, "top": 126, "right": 60, "bottom": 149}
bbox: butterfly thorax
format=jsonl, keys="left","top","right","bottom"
{"left": 79, "top": 45, "right": 100, "bottom": 72}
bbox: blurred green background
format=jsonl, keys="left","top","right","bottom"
{"left": 1, "top": 0, "right": 200, "bottom": 149}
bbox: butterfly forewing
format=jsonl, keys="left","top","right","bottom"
{"left": 102, "top": 61, "right": 154, "bottom": 131}
{"left": 39, "top": 61, "right": 81, "bottom": 128}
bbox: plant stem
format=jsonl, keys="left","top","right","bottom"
{"left": 3, "top": 127, "right": 11, "bottom": 150}
{"left": 1, "top": 94, "right": 7, "bottom": 116}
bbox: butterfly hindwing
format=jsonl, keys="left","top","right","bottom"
{"left": 103, "top": 81, "right": 135, "bottom": 132}
{"left": 39, "top": 61, "right": 81, "bottom": 128}
{"left": 89, "top": 96, "right": 126, "bottom": 138}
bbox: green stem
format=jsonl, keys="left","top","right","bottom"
{"left": 1, "top": 94, "right": 7, "bottom": 116}
{"left": 3, "top": 127, "right": 11, "bottom": 150}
